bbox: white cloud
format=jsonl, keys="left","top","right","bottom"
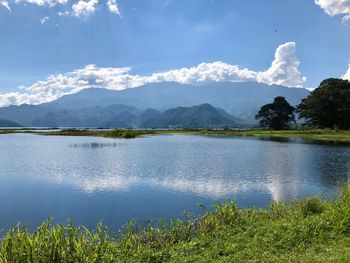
{"left": 257, "top": 42, "right": 307, "bottom": 88}
{"left": 343, "top": 64, "right": 350, "bottom": 80}
{"left": 146, "top": 61, "right": 258, "bottom": 84}
{"left": 40, "top": 16, "right": 49, "bottom": 24}
{"left": 72, "top": 0, "right": 99, "bottom": 17}
{"left": 107, "top": 0, "right": 120, "bottom": 15}
{"left": 315, "top": 0, "right": 350, "bottom": 22}
{"left": 58, "top": 10, "right": 70, "bottom": 16}
{"left": 0, "top": 0, "right": 10, "bottom": 11}
{"left": 146, "top": 42, "right": 306, "bottom": 88}
{"left": 15, "top": 0, "right": 68, "bottom": 7}
{"left": 3, "top": 0, "right": 121, "bottom": 17}
{"left": 0, "top": 42, "right": 306, "bottom": 107}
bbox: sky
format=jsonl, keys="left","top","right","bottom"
{"left": 0, "top": 0, "right": 350, "bottom": 106}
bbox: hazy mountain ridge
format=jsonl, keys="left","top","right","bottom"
{"left": 0, "top": 119, "right": 22, "bottom": 127}
{"left": 0, "top": 102, "right": 239, "bottom": 128}
{"left": 44, "top": 82, "right": 309, "bottom": 120}
{"left": 141, "top": 104, "right": 237, "bottom": 129}
{"left": 0, "top": 82, "right": 309, "bottom": 127}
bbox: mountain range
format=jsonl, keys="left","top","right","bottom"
{"left": 0, "top": 82, "right": 310, "bottom": 128}
{"left": 0, "top": 119, "right": 21, "bottom": 127}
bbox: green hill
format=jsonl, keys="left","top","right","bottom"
{"left": 141, "top": 103, "right": 236, "bottom": 129}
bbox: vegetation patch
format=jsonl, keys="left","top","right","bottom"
{"left": 0, "top": 130, "right": 14, "bottom": 134}
{"left": 197, "top": 129, "right": 350, "bottom": 143}
{"left": 2, "top": 190, "right": 350, "bottom": 262}
{"left": 34, "top": 129, "right": 155, "bottom": 139}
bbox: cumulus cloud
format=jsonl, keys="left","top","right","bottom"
{"left": 257, "top": 42, "right": 307, "bottom": 87}
{"left": 72, "top": 0, "right": 99, "bottom": 17}
{"left": 0, "top": 42, "right": 306, "bottom": 107}
{"left": 0, "top": 0, "right": 10, "bottom": 11}
{"left": 343, "top": 64, "right": 350, "bottom": 80}
{"left": 146, "top": 42, "right": 306, "bottom": 87}
{"left": 107, "top": 0, "right": 120, "bottom": 15}
{"left": 146, "top": 62, "right": 258, "bottom": 84}
{"left": 315, "top": 0, "right": 350, "bottom": 22}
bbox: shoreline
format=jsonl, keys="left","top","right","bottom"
{"left": 2, "top": 128, "right": 350, "bottom": 143}
{"left": 1, "top": 191, "right": 350, "bottom": 262}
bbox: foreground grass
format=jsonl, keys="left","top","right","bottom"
{"left": 2, "top": 191, "right": 350, "bottom": 262}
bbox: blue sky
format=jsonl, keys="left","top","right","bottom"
{"left": 0, "top": 0, "right": 350, "bottom": 105}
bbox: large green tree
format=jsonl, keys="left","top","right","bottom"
{"left": 297, "top": 78, "right": 350, "bottom": 129}
{"left": 255, "top": 96, "right": 295, "bottom": 130}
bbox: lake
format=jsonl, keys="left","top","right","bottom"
{"left": 0, "top": 133, "right": 350, "bottom": 231}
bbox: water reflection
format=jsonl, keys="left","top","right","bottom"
{"left": 69, "top": 142, "right": 124, "bottom": 148}
{"left": 8, "top": 134, "right": 347, "bottom": 200}
{"left": 0, "top": 133, "right": 350, "bottom": 229}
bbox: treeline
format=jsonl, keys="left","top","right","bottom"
{"left": 256, "top": 78, "right": 350, "bottom": 130}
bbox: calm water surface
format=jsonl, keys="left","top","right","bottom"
{"left": 0, "top": 133, "right": 350, "bottom": 231}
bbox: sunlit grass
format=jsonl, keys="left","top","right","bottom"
{"left": 2, "top": 190, "right": 350, "bottom": 262}
{"left": 0, "top": 130, "right": 14, "bottom": 134}
{"left": 33, "top": 129, "right": 155, "bottom": 139}
{"left": 196, "top": 129, "right": 350, "bottom": 142}
{"left": 3, "top": 128, "right": 350, "bottom": 143}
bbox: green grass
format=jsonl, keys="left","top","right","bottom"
{"left": 37, "top": 128, "right": 350, "bottom": 143}
{"left": 3, "top": 128, "right": 350, "bottom": 143}
{"left": 32, "top": 129, "right": 155, "bottom": 139}
{"left": 0, "top": 130, "right": 14, "bottom": 134}
{"left": 195, "top": 129, "right": 350, "bottom": 143}
{"left": 2, "top": 190, "right": 350, "bottom": 262}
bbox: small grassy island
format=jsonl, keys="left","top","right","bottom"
{"left": 34, "top": 128, "right": 155, "bottom": 139}
{"left": 1, "top": 191, "right": 350, "bottom": 262}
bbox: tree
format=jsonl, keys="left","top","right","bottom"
{"left": 255, "top": 96, "right": 295, "bottom": 130}
{"left": 297, "top": 78, "right": 350, "bottom": 129}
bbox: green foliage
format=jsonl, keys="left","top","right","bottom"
{"left": 6, "top": 128, "right": 350, "bottom": 143}
{"left": 141, "top": 104, "right": 236, "bottom": 129}
{"left": 2, "top": 191, "right": 350, "bottom": 262}
{"left": 107, "top": 129, "right": 154, "bottom": 139}
{"left": 35, "top": 129, "right": 155, "bottom": 139}
{"left": 0, "top": 129, "right": 14, "bottom": 134}
{"left": 196, "top": 128, "right": 350, "bottom": 143}
{"left": 256, "top": 96, "right": 296, "bottom": 130}
{"left": 297, "top": 78, "right": 350, "bottom": 129}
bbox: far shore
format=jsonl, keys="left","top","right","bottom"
{"left": 2, "top": 128, "right": 350, "bottom": 143}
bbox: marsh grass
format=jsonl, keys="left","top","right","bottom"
{"left": 0, "top": 130, "right": 14, "bottom": 134}
{"left": 196, "top": 128, "right": 350, "bottom": 143}
{"left": 2, "top": 191, "right": 350, "bottom": 262}
{"left": 3, "top": 128, "right": 350, "bottom": 143}
{"left": 105, "top": 129, "right": 154, "bottom": 139}
{"left": 35, "top": 129, "right": 155, "bottom": 139}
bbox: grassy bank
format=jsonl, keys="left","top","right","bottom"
{"left": 195, "top": 129, "right": 350, "bottom": 143}
{"left": 38, "top": 128, "right": 350, "bottom": 142}
{"left": 2, "top": 128, "right": 350, "bottom": 143}
{"left": 2, "top": 191, "right": 350, "bottom": 262}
